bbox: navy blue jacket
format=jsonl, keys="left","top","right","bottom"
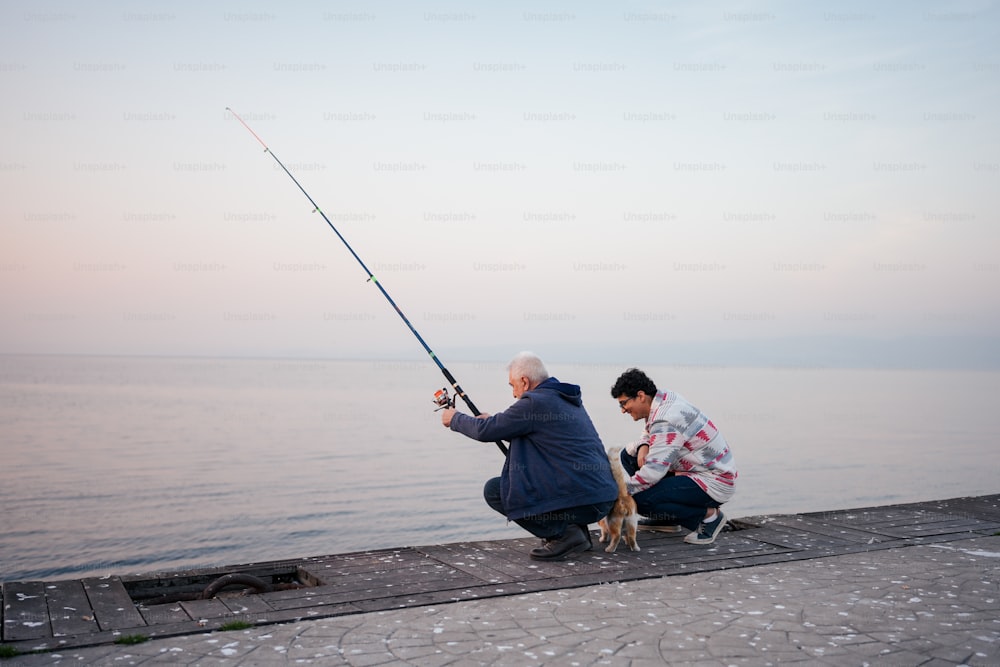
{"left": 450, "top": 377, "right": 618, "bottom": 520}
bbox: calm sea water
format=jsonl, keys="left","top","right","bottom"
{"left": 2, "top": 355, "right": 998, "bottom": 583}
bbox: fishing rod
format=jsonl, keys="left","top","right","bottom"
{"left": 227, "top": 107, "right": 508, "bottom": 457}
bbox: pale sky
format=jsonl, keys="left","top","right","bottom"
{"left": 2, "top": 1, "right": 998, "bottom": 367}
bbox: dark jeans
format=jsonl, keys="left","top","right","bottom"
{"left": 484, "top": 477, "right": 614, "bottom": 540}
{"left": 620, "top": 450, "right": 720, "bottom": 531}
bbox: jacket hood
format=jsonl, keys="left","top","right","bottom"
{"left": 534, "top": 376, "right": 582, "bottom": 406}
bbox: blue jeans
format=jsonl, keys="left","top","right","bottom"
{"left": 620, "top": 450, "right": 720, "bottom": 531}
{"left": 483, "top": 477, "right": 614, "bottom": 540}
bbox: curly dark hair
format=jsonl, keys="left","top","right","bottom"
{"left": 610, "top": 368, "right": 658, "bottom": 399}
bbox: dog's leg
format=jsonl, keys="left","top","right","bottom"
{"left": 598, "top": 517, "right": 610, "bottom": 544}
{"left": 605, "top": 515, "right": 623, "bottom": 553}
{"left": 624, "top": 513, "right": 640, "bottom": 552}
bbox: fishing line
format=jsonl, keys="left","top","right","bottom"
{"left": 227, "top": 107, "right": 508, "bottom": 456}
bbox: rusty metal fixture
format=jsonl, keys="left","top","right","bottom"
{"left": 200, "top": 573, "right": 273, "bottom": 599}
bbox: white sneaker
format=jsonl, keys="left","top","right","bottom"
{"left": 684, "top": 511, "right": 728, "bottom": 545}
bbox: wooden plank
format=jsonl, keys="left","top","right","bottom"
{"left": 138, "top": 603, "right": 191, "bottom": 626}
{"left": 761, "top": 515, "right": 898, "bottom": 544}
{"left": 449, "top": 539, "right": 560, "bottom": 581}
{"left": 414, "top": 543, "right": 519, "bottom": 584}
{"left": 298, "top": 549, "right": 429, "bottom": 583}
{"left": 456, "top": 537, "right": 599, "bottom": 577}
{"left": 635, "top": 530, "right": 778, "bottom": 557}
{"left": 303, "top": 548, "right": 423, "bottom": 569}
{"left": 421, "top": 533, "right": 782, "bottom": 589}
{"left": 265, "top": 566, "right": 482, "bottom": 607}
{"left": 808, "top": 506, "right": 948, "bottom": 530}
{"left": 811, "top": 506, "right": 1000, "bottom": 539}
{"left": 907, "top": 495, "right": 1000, "bottom": 522}
{"left": 516, "top": 551, "right": 606, "bottom": 577}
{"left": 756, "top": 516, "right": 899, "bottom": 548}
{"left": 81, "top": 577, "right": 146, "bottom": 632}
{"left": 877, "top": 518, "right": 997, "bottom": 538}
{"left": 739, "top": 527, "right": 836, "bottom": 551}
{"left": 264, "top": 570, "right": 486, "bottom": 611}
{"left": 275, "top": 559, "right": 463, "bottom": 600}
{"left": 2, "top": 581, "right": 50, "bottom": 641}
{"left": 220, "top": 594, "right": 273, "bottom": 617}
{"left": 577, "top": 535, "right": 786, "bottom": 584}
{"left": 296, "top": 565, "right": 324, "bottom": 588}
{"left": 44, "top": 580, "right": 100, "bottom": 637}
{"left": 178, "top": 598, "right": 233, "bottom": 620}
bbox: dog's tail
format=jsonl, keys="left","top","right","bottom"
{"left": 606, "top": 447, "right": 629, "bottom": 495}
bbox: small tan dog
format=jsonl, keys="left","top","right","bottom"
{"left": 597, "top": 447, "right": 640, "bottom": 553}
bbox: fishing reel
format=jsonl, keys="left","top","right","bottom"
{"left": 432, "top": 387, "right": 455, "bottom": 411}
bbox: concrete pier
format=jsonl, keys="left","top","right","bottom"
{"left": 3, "top": 495, "right": 999, "bottom": 665}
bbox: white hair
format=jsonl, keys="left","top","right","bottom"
{"left": 507, "top": 351, "right": 549, "bottom": 385}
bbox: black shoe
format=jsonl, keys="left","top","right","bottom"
{"left": 537, "top": 525, "right": 592, "bottom": 551}
{"left": 530, "top": 525, "right": 589, "bottom": 561}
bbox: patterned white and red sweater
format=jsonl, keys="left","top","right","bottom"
{"left": 625, "top": 391, "right": 737, "bottom": 503}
